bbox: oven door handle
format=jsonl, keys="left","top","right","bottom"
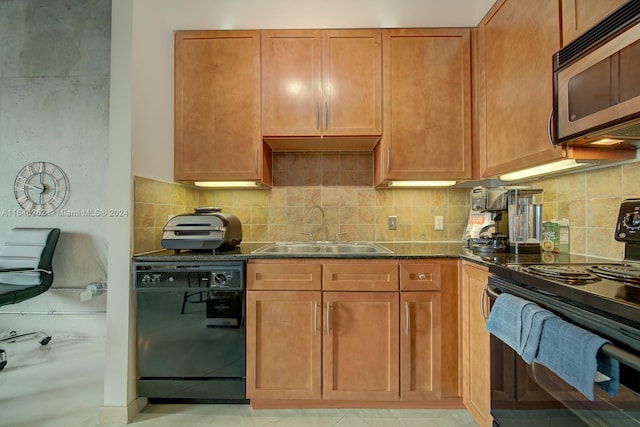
{"left": 486, "top": 283, "right": 640, "bottom": 371}
{"left": 601, "top": 343, "right": 640, "bottom": 372}
{"left": 481, "top": 285, "right": 501, "bottom": 323}
{"left": 481, "top": 285, "right": 487, "bottom": 323}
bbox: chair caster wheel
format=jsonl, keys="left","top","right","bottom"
{"left": 0, "top": 349, "right": 6, "bottom": 371}
{"left": 39, "top": 336, "right": 51, "bottom": 346}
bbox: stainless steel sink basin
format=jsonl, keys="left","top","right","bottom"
{"left": 252, "top": 241, "right": 393, "bottom": 255}
{"left": 257, "top": 243, "right": 323, "bottom": 254}
{"left": 322, "top": 243, "right": 389, "bottom": 253}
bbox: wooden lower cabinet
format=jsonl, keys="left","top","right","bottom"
{"left": 323, "top": 291, "right": 400, "bottom": 401}
{"left": 401, "top": 292, "right": 441, "bottom": 400}
{"left": 399, "top": 259, "right": 460, "bottom": 403}
{"left": 246, "top": 259, "right": 462, "bottom": 408}
{"left": 460, "top": 261, "right": 492, "bottom": 427}
{"left": 246, "top": 290, "right": 322, "bottom": 400}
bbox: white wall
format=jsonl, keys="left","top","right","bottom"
{"left": 0, "top": 0, "right": 111, "bottom": 336}
{"left": 130, "top": 0, "right": 496, "bottom": 181}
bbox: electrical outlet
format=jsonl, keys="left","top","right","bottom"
{"left": 434, "top": 216, "right": 444, "bottom": 231}
{"left": 388, "top": 216, "right": 397, "bottom": 230}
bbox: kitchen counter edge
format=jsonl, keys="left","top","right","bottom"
{"left": 132, "top": 241, "right": 608, "bottom": 266}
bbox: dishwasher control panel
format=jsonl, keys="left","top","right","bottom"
{"left": 134, "top": 261, "right": 244, "bottom": 290}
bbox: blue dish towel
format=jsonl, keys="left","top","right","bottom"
{"left": 486, "top": 293, "right": 534, "bottom": 352}
{"left": 520, "top": 305, "right": 557, "bottom": 363}
{"left": 596, "top": 351, "right": 620, "bottom": 398}
{"left": 534, "top": 316, "right": 619, "bottom": 400}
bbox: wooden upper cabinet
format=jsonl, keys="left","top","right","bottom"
{"left": 561, "top": 0, "right": 627, "bottom": 46}
{"left": 322, "top": 30, "right": 382, "bottom": 136}
{"left": 262, "top": 29, "right": 382, "bottom": 138}
{"left": 261, "top": 30, "right": 322, "bottom": 136}
{"left": 375, "top": 29, "right": 472, "bottom": 184}
{"left": 476, "top": 0, "right": 563, "bottom": 178}
{"left": 174, "top": 30, "right": 271, "bottom": 184}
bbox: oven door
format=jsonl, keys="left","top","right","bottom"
{"left": 487, "top": 276, "right": 640, "bottom": 427}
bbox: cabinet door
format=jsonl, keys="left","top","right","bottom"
{"left": 174, "top": 30, "right": 264, "bottom": 181}
{"left": 460, "top": 261, "right": 492, "bottom": 427}
{"left": 322, "top": 30, "right": 382, "bottom": 136}
{"left": 246, "top": 291, "right": 322, "bottom": 400}
{"left": 376, "top": 29, "right": 471, "bottom": 184}
{"left": 477, "top": 0, "right": 562, "bottom": 178}
{"left": 561, "top": 0, "right": 627, "bottom": 46}
{"left": 400, "top": 292, "right": 441, "bottom": 400}
{"left": 262, "top": 29, "right": 381, "bottom": 138}
{"left": 261, "top": 30, "right": 322, "bottom": 136}
{"left": 323, "top": 291, "right": 399, "bottom": 401}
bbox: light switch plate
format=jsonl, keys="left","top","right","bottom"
{"left": 434, "top": 216, "right": 444, "bottom": 230}
{"left": 388, "top": 216, "right": 397, "bottom": 230}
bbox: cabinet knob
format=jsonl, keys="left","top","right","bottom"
{"left": 418, "top": 273, "right": 427, "bottom": 280}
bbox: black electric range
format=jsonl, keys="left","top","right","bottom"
{"left": 489, "top": 199, "right": 640, "bottom": 330}
{"left": 486, "top": 199, "right": 640, "bottom": 427}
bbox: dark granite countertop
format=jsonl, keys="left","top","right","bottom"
{"left": 132, "top": 241, "right": 615, "bottom": 266}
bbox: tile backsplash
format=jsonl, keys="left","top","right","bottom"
{"left": 536, "top": 160, "right": 640, "bottom": 260}
{"left": 134, "top": 152, "right": 469, "bottom": 253}
{"left": 134, "top": 151, "right": 640, "bottom": 260}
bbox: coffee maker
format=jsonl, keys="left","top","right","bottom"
{"left": 463, "top": 186, "right": 510, "bottom": 253}
{"left": 507, "top": 188, "right": 544, "bottom": 254}
{"left": 464, "top": 186, "right": 544, "bottom": 254}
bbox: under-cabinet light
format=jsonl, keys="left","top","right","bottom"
{"left": 589, "top": 138, "right": 625, "bottom": 146}
{"left": 388, "top": 180, "right": 457, "bottom": 188}
{"left": 194, "top": 181, "right": 260, "bottom": 188}
{"left": 499, "top": 159, "right": 586, "bottom": 181}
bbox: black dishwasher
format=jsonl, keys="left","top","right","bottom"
{"left": 134, "top": 260, "right": 246, "bottom": 402}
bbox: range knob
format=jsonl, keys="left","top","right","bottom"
{"left": 212, "top": 273, "right": 228, "bottom": 287}
{"left": 624, "top": 212, "right": 640, "bottom": 231}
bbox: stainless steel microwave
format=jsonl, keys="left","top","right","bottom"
{"left": 553, "top": 1, "right": 640, "bottom": 148}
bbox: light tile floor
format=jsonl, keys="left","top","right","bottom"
{"left": 0, "top": 335, "right": 478, "bottom": 426}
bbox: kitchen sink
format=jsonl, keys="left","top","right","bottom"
{"left": 252, "top": 241, "right": 393, "bottom": 255}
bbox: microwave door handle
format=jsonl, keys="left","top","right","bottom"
{"left": 547, "top": 110, "right": 554, "bottom": 147}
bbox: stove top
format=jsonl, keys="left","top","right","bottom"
{"left": 495, "top": 262, "right": 640, "bottom": 326}
{"left": 517, "top": 263, "right": 640, "bottom": 286}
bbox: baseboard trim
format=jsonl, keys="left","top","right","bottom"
{"left": 99, "top": 397, "right": 148, "bottom": 424}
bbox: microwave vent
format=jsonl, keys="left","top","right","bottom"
{"left": 556, "top": 0, "right": 640, "bottom": 69}
{"left": 598, "top": 120, "right": 640, "bottom": 141}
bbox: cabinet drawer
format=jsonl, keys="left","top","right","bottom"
{"left": 399, "top": 262, "right": 441, "bottom": 291}
{"left": 323, "top": 260, "right": 398, "bottom": 291}
{"left": 248, "top": 260, "right": 322, "bottom": 290}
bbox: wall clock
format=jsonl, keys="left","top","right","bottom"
{"left": 14, "top": 161, "right": 69, "bottom": 215}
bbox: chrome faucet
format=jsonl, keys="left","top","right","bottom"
{"left": 307, "top": 205, "right": 326, "bottom": 242}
